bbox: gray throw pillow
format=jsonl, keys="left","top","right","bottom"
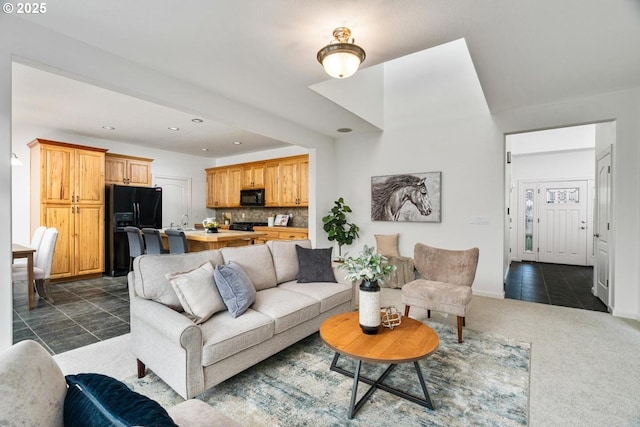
{"left": 213, "top": 261, "right": 256, "bottom": 318}
{"left": 295, "top": 245, "right": 337, "bottom": 283}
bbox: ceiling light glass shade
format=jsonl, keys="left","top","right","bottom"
{"left": 11, "top": 153, "right": 23, "bottom": 166}
{"left": 317, "top": 27, "right": 366, "bottom": 79}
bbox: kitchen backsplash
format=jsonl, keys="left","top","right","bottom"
{"left": 212, "top": 207, "right": 308, "bottom": 228}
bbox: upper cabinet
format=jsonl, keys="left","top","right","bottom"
{"left": 206, "top": 154, "right": 308, "bottom": 208}
{"left": 265, "top": 155, "right": 309, "bottom": 207}
{"left": 105, "top": 153, "right": 153, "bottom": 187}
{"left": 241, "top": 162, "right": 265, "bottom": 189}
{"left": 206, "top": 166, "right": 242, "bottom": 208}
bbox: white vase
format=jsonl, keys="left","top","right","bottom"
{"left": 359, "top": 280, "right": 381, "bottom": 334}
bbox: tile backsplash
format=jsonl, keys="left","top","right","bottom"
{"left": 212, "top": 207, "right": 308, "bottom": 228}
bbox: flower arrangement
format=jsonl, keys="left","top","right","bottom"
{"left": 339, "top": 245, "right": 396, "bottom": 284}
{"left": 203, "top": 219, "right": 218, "bottom": 229}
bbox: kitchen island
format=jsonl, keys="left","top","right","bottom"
{"left": 160, "top": 229, "right": 265, "bottom": 252}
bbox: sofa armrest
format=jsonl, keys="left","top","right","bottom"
{"left": 130, "top": 295, "right": 205, "bottom": 399}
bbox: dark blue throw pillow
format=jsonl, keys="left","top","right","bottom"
{"left": 64, "top": 373, "right": 177, "bottom": 427}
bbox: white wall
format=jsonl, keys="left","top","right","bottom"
{"left": 511, "top": 149, "right": 595, "bottom": 181}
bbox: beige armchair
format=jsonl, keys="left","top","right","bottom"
{"left": 402, "top": 243, "right": 479, "bottom": 343}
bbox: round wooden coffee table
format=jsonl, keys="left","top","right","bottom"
{"left": 319, "top": 311, "right": 439, "bottom": 419}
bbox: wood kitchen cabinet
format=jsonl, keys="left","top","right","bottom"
{"left": 29, "top": 139, "right": 107, "bottom": 280}
{"left": 265, "top": 155, "right": 309, "bottom": 207}
{"left": 252, "top": 226, "right": 308, "bottom": 244}
{"left": 105, "top": 153, "right": 153, "bottom": 186}
{"left": 241, "top": 162, "right": 265, "bottom": 189}
{"left": 205, "top": 154, "right": 308, "bottom": 208}
{"left": 206, "top": 166, "right": 242, "bottom": 208}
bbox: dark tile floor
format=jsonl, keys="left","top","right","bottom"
{"left": 505, "top": 261, "right": 608, "bottom": 312}
{"left": 12, "top": 275, "right": 130, "bottom": 355}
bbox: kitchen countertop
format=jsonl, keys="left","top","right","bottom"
{"left": 161, "top": 228, "right": 265, "bottom": 242}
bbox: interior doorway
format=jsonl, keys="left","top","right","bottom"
{"left": 505, "top": 123, "right": 614, "bottom": 312}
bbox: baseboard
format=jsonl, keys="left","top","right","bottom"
{"left": 472, "top": 289, "right": 505, "bottom": 299}
{"left": 611, "top": 308, "right": 640, "bottom": 320}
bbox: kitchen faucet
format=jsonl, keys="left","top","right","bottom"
{"left": 181, "top": 214, "right": 189, "bottom": 229}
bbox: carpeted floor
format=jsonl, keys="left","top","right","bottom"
{"left": 122, "top": 322, "right": 530, "bottom": 426}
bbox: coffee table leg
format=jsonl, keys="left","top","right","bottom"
{"left": 414, "top": 361, "right": 434, "bottom": 409}
{"left": 348, "top": 360, "right": 362, "bottom": 419}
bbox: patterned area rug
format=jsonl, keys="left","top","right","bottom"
{"left": 125, "top": 322, "right": 530, "bottom": 426}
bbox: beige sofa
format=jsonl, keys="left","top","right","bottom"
{"left": 0, "top": 340, "right": 239, "bottom": 427}
{"left": 129, "top": 239, "right": 354, "bottom": 399}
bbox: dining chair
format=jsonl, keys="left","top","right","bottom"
{"left": 13, "top": 226, "right": 47, "bottom": 268}
{"left": 141, "top": 228, "right": 168, "bottom": 255}
{"left": 124, "top": 226, "right": 145, "bottom": 272}
{"left": 12, "top": 227, "right": 59, "bottom": 304}
{"left": 164, "top": 229, "right": 189, "bottom": 254}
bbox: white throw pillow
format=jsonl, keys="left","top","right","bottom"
{"left": 166, "top": 261, "right": 226, "bottom": 324}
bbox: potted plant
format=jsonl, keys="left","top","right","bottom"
{"left": 322, "top": 197, "right": 360, "bottom": 260}
{"left": 340, "top": 245, "right": 396, "bottom": 334}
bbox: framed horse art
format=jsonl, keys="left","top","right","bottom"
{"left": 371, "top": 172, "right": 441, "bottom": 222}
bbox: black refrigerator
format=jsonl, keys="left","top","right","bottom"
{"left": 104, "top": 184, "right": 163, "bottom": 277}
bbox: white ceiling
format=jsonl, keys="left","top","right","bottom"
{"left": 12, "top": 0, "right": 640, "bottom": 158}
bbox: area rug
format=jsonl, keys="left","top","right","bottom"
{"left": 124, "top": 322, "right": 530, "bottom": 426}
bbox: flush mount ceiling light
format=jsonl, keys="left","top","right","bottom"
{"left": 168, "top": 127, "right": 180, "bottom": 131}
{"left": 102, "top": 126, "right": 115, "bottom": 130}
{"left": 233, "top": 141, "right": 242, "bottom": 145}
{"left": 317, "top": 27, "right": 366, "bottom": 79}
{"left": 191, "top": 118, "right": 203, "bottom": 123}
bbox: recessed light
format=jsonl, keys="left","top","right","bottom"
{"left": 168, "top": 127, "right": 180, "bottom": 131}
{"left": 102, "top": 126, "right": 115, "bottom": 130}
{"left": 233, "top": 141, "right": 242, "bottom": 145}
{"left": 337, "top": 128, "right": 352, "bottom": 133}
{"left": 201, "top": 148, "right": 209, "bottom": 152}
{"left": 192, "top": 118, "right": 203, "bottom": 123}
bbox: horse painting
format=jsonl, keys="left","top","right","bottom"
{"left": 371, "top": 173, "right": 441, "bottom": 222}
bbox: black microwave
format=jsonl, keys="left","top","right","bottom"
{"left": 240, "top": 189, "right": 265, "bottom": 206}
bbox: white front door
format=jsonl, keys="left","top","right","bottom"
{"left": 594, "top": 149, "right": 611, "bottom": 306}
{"left": 153, "top": 176, "right": 192, "bottom": 229}
{"left": 538, "top": 180, "right": 588, "bottom": 265}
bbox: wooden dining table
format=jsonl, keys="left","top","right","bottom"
{"left": 12, "top": 243, "right": 36, "bottom": 310}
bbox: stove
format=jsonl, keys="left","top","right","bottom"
{"left": 228, "top": 221, "right": 268, "bottom": 231}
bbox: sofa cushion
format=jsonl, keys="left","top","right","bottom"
{"left": 64, "top": 373, "right": 177, "bottom": 427}
{"left": 213, "top": 261, "right": 257, "bottom": 318}
{"left": 251, "top": 288, "right": 321, "bottom": 334}
{"left": 200, "top": 309, "right": 274, "bottom": 366}
{"left": 134, "top": 250, "right": 224, "bottom": 311}
{"left": 166, "top": 261, "right": 226, "bottom": 324}
{"left": 278, "top": 280, "right": 353, "bottom": 313}
{"left": 266, "top": 239, "right": 312, "bottom": 283}
{"left": 0, "top": 340, "right": 67, "bottom": 427}
{"left": 295, "top": 245, "right": 336, "bottom": 283}
{"left": 221, "top": 245, "right": 277, "bottom": 291}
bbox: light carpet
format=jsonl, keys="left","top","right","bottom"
{"left": 123, "top": 321, "right": 530, "bottom": 426}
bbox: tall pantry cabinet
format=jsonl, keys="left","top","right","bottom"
{"left": 29, "top": 139, "right": 107, "bottom": 280}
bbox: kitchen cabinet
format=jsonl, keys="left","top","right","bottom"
{"left": 252, "top": 226, "right": 308, "bottom": 244}
{"left": 241, "top": 162, "right": 265, "bottom": 189}
{"left": 205, "top": 154, "right": 308, "bottom": 208}
{"left": 29, "top": 139, "right": 107, "bottom": 280}
{"left": 206, "top": 166, "right": 242, "bottom": 208}
{"left": 105, "top": 153, "right": 153, "bottom": 186}
{"left": 266, "top": 155, "right": 308, "bottom": 207}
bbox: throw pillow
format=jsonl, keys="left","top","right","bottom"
{"left": 295, "top": 245, "right": 337, "bottom": 283}
{"left": 375, "top": 234, "right": 400, "bottom": 257}
{"left": 64, "top": 373, "right": 177, "bottom": 427}
{"left": 165, "top": 261, "right": 226, "bottom": 324}
{"left": 213, "top": 261, "right": 257, "bottom": 318}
